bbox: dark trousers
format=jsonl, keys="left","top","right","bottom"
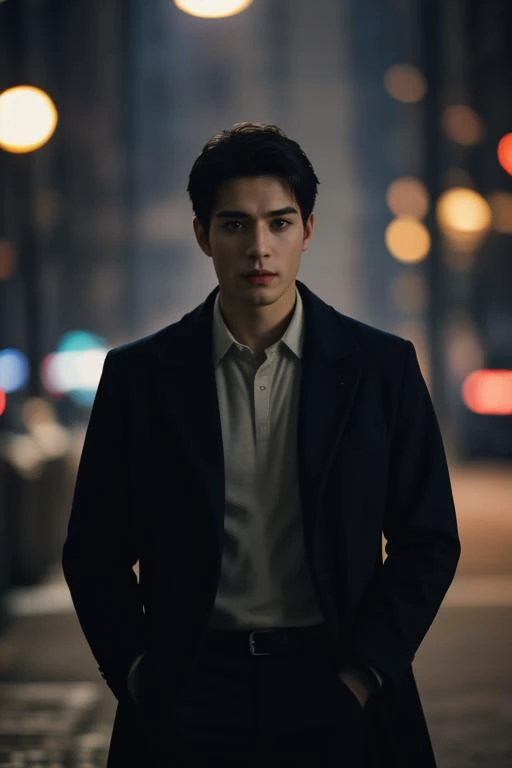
{"left": 165, "top": 632, "right": 375, "bottom": 767}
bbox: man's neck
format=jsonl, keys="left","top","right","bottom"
{"left": 218, "top": 287, "right": 296, "bottom": 356}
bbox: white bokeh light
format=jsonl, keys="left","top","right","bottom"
{"left": 174, "top": 0, "right": 253, "bottom": 18}
{"left": 0, "top": 86, "right": 58, "bottom": 153}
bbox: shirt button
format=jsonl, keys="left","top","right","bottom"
{"left": 259, "top": 385, "right": 266, "bottom": 391}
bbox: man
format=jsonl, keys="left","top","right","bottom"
{"left": 63, "top": 123, "right": 460, "bottom": 767}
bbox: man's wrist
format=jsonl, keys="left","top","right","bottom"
{"left": 338, "top": 664, "right": 380, "bottom": 707}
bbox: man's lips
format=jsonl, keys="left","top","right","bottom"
{"left": 244, "top": 273, "right": 276, "bottom": 284}
{"left": 243, "top": 271, "right": 276, "bottom": 277}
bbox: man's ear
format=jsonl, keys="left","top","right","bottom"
{"left": 301, "top": 212, "right": 315, "bottom": 252}
{"left": 193, "top": 217, "right": 211, "bottom": 257}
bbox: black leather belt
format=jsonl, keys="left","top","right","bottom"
{"left": 204, "top": 623, "right": 331, "bottom": 657}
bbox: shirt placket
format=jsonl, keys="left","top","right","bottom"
{"left": 254, "top": 354, "right": 274, "bottom": 444}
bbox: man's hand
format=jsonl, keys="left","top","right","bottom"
{"left": 337, "top": 666, "right": 374, "bottom": 708}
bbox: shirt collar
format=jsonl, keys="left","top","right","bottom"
{"left": 212, "top": 287, "right": 304, "bottom": 366}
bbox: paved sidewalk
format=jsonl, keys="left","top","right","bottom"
{"left": 0, "top": 462, "right": 511, "bottom": 766}
{"left": 1, "top": 575, "right": 511, "bottom": 767}
{"left": 0, "top": 607, "right": 115, "bottom": 767}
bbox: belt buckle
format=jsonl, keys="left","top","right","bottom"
{"left": 249, "top": 629, "right": 274, "bottom": 656}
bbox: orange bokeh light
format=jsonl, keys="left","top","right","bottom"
{"left": 441, "top": 105, "right": 485, "bottom": 146}
{"left": 0, "top": 388, "right": 6, "bottom": 416}
{"left": 462, "top": 369, "right": 512, "bottom": 415}
{"left": 385, "top": 217, "right": 431, "bottom": 263}
{"left": 0, "top": 239, "right": 15, "bottom": 280}
{"left": 384, "top": 64, "right": 427, "bottom": 103}
{"left": 497, "top": 133, "right": 512, "bottom": 176}
{"left": 488, "top": 191, "right": 512, "bottom": 234}
{"left": 386, "top": 177, "right": 430, "bottom": 220}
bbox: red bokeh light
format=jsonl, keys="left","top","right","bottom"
{"left": 497, "top": 133, "right": 512, "bottom": 176}
{"left": 0, "top": 388, "right": 6, "bottom": 416}
{"left": 462, "top": 370, "right": 512, "bottom": 415}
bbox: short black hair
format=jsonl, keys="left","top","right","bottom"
{"left": 187, "top": 122, "right": 319, "bottom": 232}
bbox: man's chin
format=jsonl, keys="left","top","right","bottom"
{"left": 234, "top": 285, "right": 280, "bottom": 306}
{"left": 248, "top": 292, "right": 280, "bottom": 307}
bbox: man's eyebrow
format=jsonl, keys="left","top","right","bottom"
{"left": 215, "top": 206, "right": 299, "bottom": 219}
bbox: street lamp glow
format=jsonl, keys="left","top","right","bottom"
{"left": 0, "top": 86, "right": 58, "bottom": 153}
{"left": 173, "top": 0, "right": 253, "bottom": 18}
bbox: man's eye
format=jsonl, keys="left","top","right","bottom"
{"left": 272, "top": 219, "right": 291, "bottom": 229}
{"left": 224, "top": 221, "right": 244, "bottom": 231}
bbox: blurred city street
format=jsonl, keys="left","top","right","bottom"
{"left": 0, "top": 462, "right": 511, "bottom": 767}
{"left": 1, "top": 0, "right": 512, "bottom": 766}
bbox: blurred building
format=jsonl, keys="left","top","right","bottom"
{"left": 0, "top": 0, "right": 511, "bottom": 457}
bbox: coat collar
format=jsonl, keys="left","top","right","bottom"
{"left": 150, "top": 281, "right": 362, "bottom": 566}
{"left": 154, "top": 280, "right": 360, "bottom": 370}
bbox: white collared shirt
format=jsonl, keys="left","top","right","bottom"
{"left": 209, "top": 288, "right": 324, "bottom": 629}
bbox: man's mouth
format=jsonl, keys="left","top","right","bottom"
{"left": 244, "top": 273, "right": 276, "bottom": 285}
{"left": 244, "top": 270, "right": 276, "bottom": 277}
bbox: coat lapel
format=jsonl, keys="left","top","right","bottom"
{"left": 296, "top": 282, "right": 362, "bottom": 541}
{"left": 152, "top": 288, "right": 226, "bottom": 547}
{"left": 150, "top": 282, "right": 362, "bottom": 553}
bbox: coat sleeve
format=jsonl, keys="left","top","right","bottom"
{"left": 62, "top": 350, "right": 146, "bottom": 699}
{"left": 352, "top": 341, "right": 461, "bottom": 687}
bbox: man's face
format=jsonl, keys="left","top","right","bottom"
{"left": 194, "top": 176, "right": 314, "bottom": 311}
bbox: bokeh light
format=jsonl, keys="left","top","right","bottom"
{"left": 441, "top": 105, "right": 486, "bottom": 146}
{"left": 383, "top": 64, "right": 427, "bottom": 103}
{"left": 497, "top": 133, "right": 512, "bottom": 176}
{"left": 40, "top": 354, "right": 60, "bottom": 397}
{"left": 41, "top": 331, "right": 108, "bottom": 407}
{"left": 0, "top": 348, "right": 29, "bottom": 392}
{"left": 437, "top": 187, "right": 492, "bottom": 252}
{"left": 5, "top": 434, "right": 44, "bottom": 477}
{"left": 21, "top": 397, "right": 70, "bottom": 459}
{"left": 437, "top": 188, "right": 491, "bottom": 234}
{"left": 173, "top": 0, "right": 253, "bottom": 18}
{"left": 45, "top": 349, "right": 107, "bottom": 393}
{"left": 0, "top": 86, "right": 58, "bottom": 153}
{"left": 463, "top": 370, "right": 512, "bottom": 415}
{"left": 386, "top": 178, "right": 430, "bottom": 220}
{"left": 488, "top": 191, "right": 512, "bottom": 234}
{"left": 385, "top": 217, "right": 431, "bottom": 263}
{"left": 21, "top": 397, "right": 57, "bottom": 429}
{"left": 0, "top": 388, "right": 6, "bottom": 416}
{"left": 0, "top": 239, "right": 15, "bottom": 280}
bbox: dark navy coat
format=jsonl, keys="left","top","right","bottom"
{"left": 63, "top": 281, "right": 460, "bottom": 766}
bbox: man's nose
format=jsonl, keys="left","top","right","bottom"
{"left": 246, "top": 223, "right": 270, "bottom": 258}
